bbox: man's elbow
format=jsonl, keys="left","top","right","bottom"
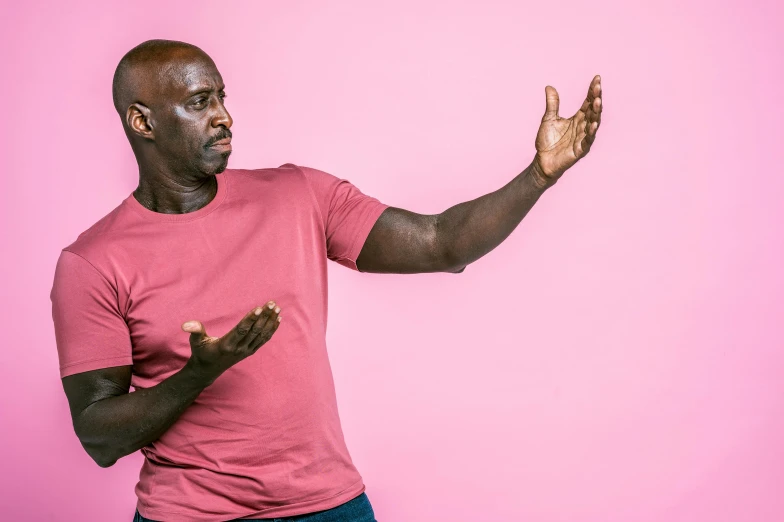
{"left": 74, "top": 425, "right": 121, "bottom": 468}
{"left": 446, "top": 264, "right": 466, "bottom": 273}
{"left": 434, "top": 215, "right": 466, "bottom": 274}
{"left": 94, "top": 456, "right": 118, "bottom": 468}
{"left": 80, "top": 440, "right": 119, "bottom": 468}
{"left": 438, "top": 247, "right": 467, "bottom": 273}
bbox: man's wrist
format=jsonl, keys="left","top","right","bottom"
{"left": 182, "top": 357, "right": 220, "bottom": 388}
{"left": 525, "top": 158, "right": 558, "bottom": 191}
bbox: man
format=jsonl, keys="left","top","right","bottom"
{"left": 50, "top": 39, "right": 602, "bottom": 522}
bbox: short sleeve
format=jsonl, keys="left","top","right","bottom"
{"left": 50, "top": 250, "right": 134, "bottom": 378}
{"left": 298, "top": 165, "right": 390, "bottom": 271}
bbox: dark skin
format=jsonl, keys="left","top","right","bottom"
{"left": 357, "top": 78, "right": 603, "bottom": 274}
{"left": 63, "top": 44, "right": 285, "bottom": 467}
{"left": 62, "top": 40, "right": 602, "bottom": 468}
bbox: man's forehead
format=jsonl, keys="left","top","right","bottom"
{"left": 157, "top": 52, "right": 223, "bottom": 96}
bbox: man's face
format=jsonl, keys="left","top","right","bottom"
{"left": 148, "top": 51, "right": 234, "bottom": 176}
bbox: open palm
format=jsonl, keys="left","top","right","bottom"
{"left": 531, "top": 75, "right": 602, "bottom": 188}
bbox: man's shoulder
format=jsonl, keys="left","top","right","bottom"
{"left": 225, "top": 163, "right": 305, "bottom": 186}
{"left": 60, "top": 197, "right": 135, "bottom": 263}
{"left": 224, "top": 163, "right": 316, "bottom": 205}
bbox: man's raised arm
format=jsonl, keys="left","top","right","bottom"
{"left": 357, "top": 75, "right": 602, "bottom": 275}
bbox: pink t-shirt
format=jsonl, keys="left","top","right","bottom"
{"left": 50, "top": 163, "right": 389, "bottom": 521}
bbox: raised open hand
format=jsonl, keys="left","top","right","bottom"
{"left": 530, "top": 75, "right": 602, "bottom": 189}
{"left": 182, "top": 301, "right": 282, "bottom": 385}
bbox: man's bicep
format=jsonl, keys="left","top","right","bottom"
{"left": 62, "top": 365, "right": 132, "bottom": 421}
{"left": 356, "top": 206, "right": 450, "bottom": 274}
{"left": 298, "top": 164, "right": 391, "bottom": 271}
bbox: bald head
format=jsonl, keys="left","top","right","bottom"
{"left": 112, "top": 39, "right": 211, "bottom": 118}
{"left": 110, "top": 39, "right": 233, "bottom": 176}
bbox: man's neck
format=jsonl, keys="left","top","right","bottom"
{"left": 133, "top": 171, "right": 218, "bottom": 215}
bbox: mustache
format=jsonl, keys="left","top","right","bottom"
{"left": 205, "top": 129, "right": 233, "bottom": 147}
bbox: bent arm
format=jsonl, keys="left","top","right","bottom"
{"left": 437, "top": 160, "right": 549, "bottom": 270}
{"left": 62, "top": 360, "right": 213, "bottom": 468}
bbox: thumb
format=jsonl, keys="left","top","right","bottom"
{"left": 543, "top": 85, "right": 559, "bottom": 121}
{"left": 182, "top": 320, "right": 207, "bottom": 344}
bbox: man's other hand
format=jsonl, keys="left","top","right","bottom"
{"left": 182, "top": 302, "right": 282, "bottom": 385}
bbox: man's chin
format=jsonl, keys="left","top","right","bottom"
{"left": 205, "top": 155, "right": 230, "bottom": 175}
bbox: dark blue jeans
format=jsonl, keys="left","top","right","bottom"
{"left": 132, "top": 492, "right": 377, "bottom": 522}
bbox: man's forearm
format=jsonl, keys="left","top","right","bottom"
{"left": 437, "top": 159, "right": 551, "bottom": 270}
{"left": 75, "top": 360, "right": 212, "bottom": 467}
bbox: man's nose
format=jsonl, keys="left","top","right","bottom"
{"left": 212, "top": 103, "right": 233, "bottom": 129}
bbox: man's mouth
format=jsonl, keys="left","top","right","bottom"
{"left": 209, "top": 137, "right": 232, "bottom": 153}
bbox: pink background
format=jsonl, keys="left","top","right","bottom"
{"left": 2, "top": 1, "right": 782, "bottom": 520}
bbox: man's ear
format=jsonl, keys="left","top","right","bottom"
{"left": 126, "top": 103, "right": 154, "bottom": 140}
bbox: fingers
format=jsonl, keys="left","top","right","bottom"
{"left": 232, "top": 301, "right": 282, "bottom": 351}
{"left": 246, "top": 304, "right": 282, "bottom": 352}
{"left": 542, "top": 85, "right": 560, "bottom": 121}
{"left": 577, "top": 135, "right": 590, "bottom": 157}
{"left": 577, "top": 118, "right": 597, "bottom": 156}
{"left": 575, "top": 76, "right": 601, "bottom": 124}
{"left": 587, "top": 97, "right": 601, "bottom": 143}
{"left": 182, "top": 320, "right": 207, "bottom": 346}
{"left": 227, "top": 305, "right": 272, "bottom": 347}
{"left": 584, "top": 99, "right": 600, "bottom": 135}
{"left": 566, "top": 76, "right": 602, "bottom": 159}
{"left": 579, "top": 75, "right": 602, "bottom": 119}
{"left": 580, "top": 78, "right": 602, "bottom": 152}
{"left": 586, "top": 74, "right": 601, "bottom": 102}
{"left": 591, "top": 77, "right": 602, "bottom": 126}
